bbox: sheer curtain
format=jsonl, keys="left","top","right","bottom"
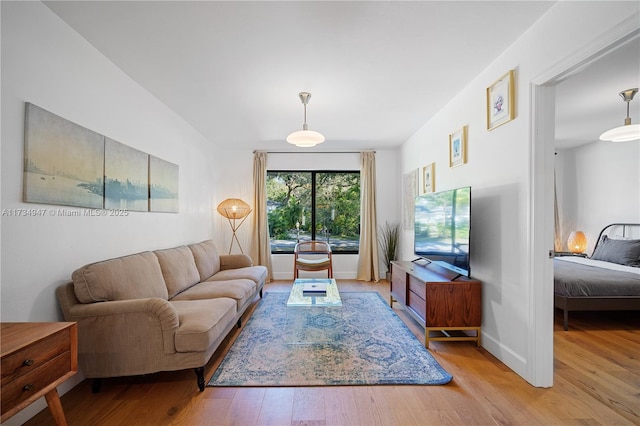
{"left": 554, "top": 170, "right": 563, "bottom": 252}
{"left": 356, "top": 151, "right": 380, "bottom": 282}
{"left": 250, "top": 151, "right": 273, "bottom": 281}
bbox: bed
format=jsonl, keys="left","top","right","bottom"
{"left": 554, "top": 223, "right": 640, "bottom": 330}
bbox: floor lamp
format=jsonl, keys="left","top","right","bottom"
{"left": 217, "top": 198, "right": 252, "bottom": 254}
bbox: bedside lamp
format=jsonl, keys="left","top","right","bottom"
{"left": 217, "top": 198, "right": 252, "bottom": 254}
{"left": 567, "top": 231, "right": 587, "bottom": 254}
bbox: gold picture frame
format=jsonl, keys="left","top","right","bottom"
{"left": 487, "top": 69, "right": 515, "bottom": 130}
{"left": 422, "top": 163, "right": 435, "bottom": 194}
{"left": 449, "top": 126, "right": 467, "bottom": 168}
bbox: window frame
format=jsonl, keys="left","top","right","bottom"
{"left": 267, "top": 169, "right": 360, "bottom": 255}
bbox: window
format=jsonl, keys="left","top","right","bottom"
{"left": 267, "top": 171, "right": 360, "bottom": 254}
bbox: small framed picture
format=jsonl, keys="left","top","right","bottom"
{"left": 449, "top": 126, "right": 467, "bottom": 168}
{"left": 422, "top": 163, "right": 435, "bottom": 194}
{"left": 487, "top": 69, "right": 515, "bottom": 130}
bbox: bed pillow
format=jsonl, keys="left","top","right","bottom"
{"left": 590, "top": 235, "right": 640, "bottom": 267}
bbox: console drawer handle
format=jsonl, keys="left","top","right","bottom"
{"left": 23, "top": 384, "right": 35, "bottom": 392}
{"left": 23, "top": 359, "right": 35, "bottom": 366}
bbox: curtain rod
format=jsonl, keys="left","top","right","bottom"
{"left": 253, "top": 150, "right": 375, "bottom": 154}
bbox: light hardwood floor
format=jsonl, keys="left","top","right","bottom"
{"left": 26, "top": 280, "right": 639, "bottom": 426}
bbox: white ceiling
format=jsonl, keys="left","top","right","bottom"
{"left": 555, "top": 36, "right": 640, "bottom": 149}
{"left": 44, "top": 1, "right": 638, "bottom": 152}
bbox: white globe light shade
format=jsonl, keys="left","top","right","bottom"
{"left": 286, "top": 130, "right": 325, "bottom": 147}
{"left": 599, "top": 124, "right": 640, "bottom": 142}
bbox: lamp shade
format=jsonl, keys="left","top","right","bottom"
{"left": 599, "top": 124, "right": 640, "bottom": 142}
{"left": 567, "top": 231, "right": 587, "bottom": 254}
{"left": 217, "top": 198, "right": 251, "bottom": 219}
{"left": 286, "top": 129, "right": 325, "bottom": 147}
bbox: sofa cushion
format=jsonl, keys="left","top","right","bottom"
{"left": 188, "top": 240, "right": 221, "bottom": 282}
{"left": 206, "top": 265, "right": 267, "bottom": 287}
{"left": 72, "top": 251, "right": 168, "bottom": 303}
{"left": 154, "top": 246, "right": 201, "bottom": 299}
{"left": 171, "top": 279, "right": 256, "bottom": 311}
{"left": 171, "top": 298, "right": 237, "bottom": 352}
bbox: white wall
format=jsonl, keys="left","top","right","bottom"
{"left": 211, "top": 150, "right": 398, "bottom": 280}
{"left": 1, "top": 3, "right": 219, "bottom": 423}
{"left": 556, "top": 141, "right": 640, "bottom": 254}
{"left": 398, "top": 1, "right": 639, "bottom": 385}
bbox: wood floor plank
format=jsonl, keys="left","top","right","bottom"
{"left": 292, "top": 387, "right": 326, "bottom": 423}
{"left": 256, "top": 388, "right": 294, "bottom": 426}
{"left": 23, "top": 280, "right": 640, "bottom": 426}
{"left": 322, "top": 387, "right": 360, "bottom": 426}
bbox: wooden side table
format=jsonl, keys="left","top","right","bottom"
{"left": 1, "top": 322, "right": 78, "bottom": 425}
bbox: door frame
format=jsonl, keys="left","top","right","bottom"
{"left": 528, "top": 16, "right": 639, "bottom": 387}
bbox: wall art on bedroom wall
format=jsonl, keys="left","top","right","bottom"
{"left": 422, "top": 163, "right": 435, "bottom": 194}
{"left": 105, "top": 138, "right": 149, "bottom": 211}
{"left": 149, "top": 155, "right": 179, "bottom": 213}
{"left": 24, "top": 103, "right": 105, "bottom": 208}
{"left": 449, "top": 126, "right": 468, "bottom": 168}
{"left": 403, "top": 168, "right": 418, "bottom": 230}
{"left": 486, "top": 69, "right": 515, "bottom": 130}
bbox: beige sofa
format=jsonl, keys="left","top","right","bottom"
{"left": 56, "top": 240, "right": 267, "bottom": 391}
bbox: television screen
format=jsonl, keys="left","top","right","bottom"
{"left": 414, "top": 186, "right": 471, "bottom": 277}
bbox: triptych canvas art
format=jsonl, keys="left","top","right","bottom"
{"left": 23, "top": 103, "right": 179, "bottom": 213}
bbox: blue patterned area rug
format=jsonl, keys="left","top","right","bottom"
{"left": 207, "top": 292, "right": 453, "bottom": 387}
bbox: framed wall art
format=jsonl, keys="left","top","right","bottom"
{"left": 402, "top": 168, "right": 418, "bottom": 230}
{"left": 105, "top": 138, "right": 149, "bottom": 211}
{"left": 149, "top": 155, "right": 179, "bottom": 213}
{"left": 422, "top": 163, "right": 435, "bottom": 194}
{"left": 487, "top": 69, "right": 515, "bottom": 130}
{"left": 449, "top": 126, "right": 467, "bottom": 168}
{"left": 23, "top": 102, "right": 181, "bottom": 214}
{"left": 24, "top": 103, "right": 104, "bottom": 208}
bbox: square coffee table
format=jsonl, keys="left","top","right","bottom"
{"left": 285, "top": 278, "right": 343, "bottom": 344}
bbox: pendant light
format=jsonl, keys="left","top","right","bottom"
{"left": 599, "top": 88, "right": 640, "bottom": 142}
{"left": 286, "top": 92, "right": 325, "bottom": 147}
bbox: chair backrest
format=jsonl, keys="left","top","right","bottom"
{"left": 295, "top": 241, "right": 332, "bottom": 255}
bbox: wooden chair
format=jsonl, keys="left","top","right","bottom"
{"left": 294, "top": 241, "right": 333, "bottom": 279}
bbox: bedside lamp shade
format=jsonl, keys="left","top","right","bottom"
{"left": 567, "top": 231, "right": 587, "bottom": 254}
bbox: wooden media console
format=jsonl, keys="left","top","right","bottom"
{"left": 390, "top": 260, "right": 481, "bottom": 348}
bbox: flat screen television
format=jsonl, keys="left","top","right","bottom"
{"left": 414, "top": 186, "right": 471, "bottom": 277}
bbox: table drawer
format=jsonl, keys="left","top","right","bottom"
{"left": 408, "top": 289, "right": 426, "bottom": 322}
{"left": 1, "top": 329, "right": 69, "bottom": 386}
{"left": 1, "top": 351, "right": 71, "bottom": 413}
{"left": 408, "top": 275, "right": 426, "bottom": 299}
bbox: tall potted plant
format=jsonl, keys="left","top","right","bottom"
{"left": 378, "top": 221, "right": 400, "bottom": 281}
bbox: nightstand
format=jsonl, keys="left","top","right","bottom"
{"left": 1, "top": 322, "right": 78, "bottom": 425}
{"left": 554, "top": 252, "right": 588, "bottom": 258}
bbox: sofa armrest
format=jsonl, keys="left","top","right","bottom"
{"left": 67, "top": 297, "right": 178, "bottom": 332}
{"left": 219, "top": 254, "right": 253, "bottom": 270}
{"left": 57, "top": 289, "right": 181, "bottom": 378}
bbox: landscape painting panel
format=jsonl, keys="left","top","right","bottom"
{"left": 105, "top": 138, "right": 149, "bottom": 211}
{"left": 149, "top": 156, "right": 179, "bottom": 213}
{"left": 24, "top": 103, "right": 104, "bottom": 208}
